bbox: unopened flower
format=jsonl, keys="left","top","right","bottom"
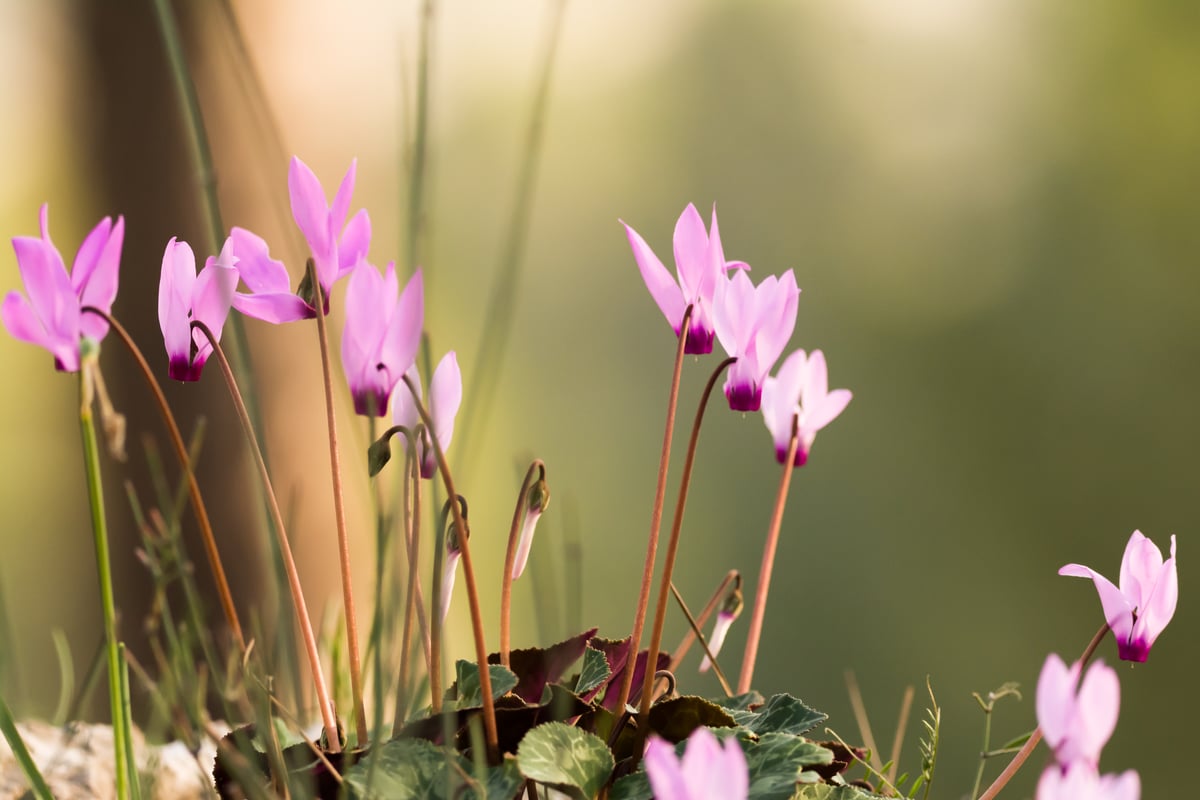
{"left": 713, "top": 268, "right": 800, "bottom": 411}
{"left": 157, "top": 237, "right": 239, "bottom": 381}
{"left": 1059, "top": 530, "right": 1178, "bottom": 662}
{"left": 2, "top": 204, "right": 124, "bottom": 372}
{"left": 511, "top": 477, "right": 550, "bottom": 581}
{"left": 1036, "top": 654, "right": 1120, "bottom": 769}
{"left": 393, "top": 351, "right": 463, "bottom": 479}
{"left": 341, "top": 263, "right": 423, "bottom": 416}
{"left": 622, "top": 204, "right": 747, "bottom": 355}
{"left": 644, "top": 727, "right": 748, "bottom": 800}
{"left": 1037, "top": 762, "right": 1140, "bottom": 800}
{"left": 439, "top": 517, "right": 466, "bottom": 622}
{"left": 700, "top": 584, "right": 743, "bottom": 674}
{"left": 230, "top": 156, "right": 370, "bottom": 323}
{"left": 760, "top": 349, "right": 851, "bottom": 466}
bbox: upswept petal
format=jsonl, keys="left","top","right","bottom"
{"left": 1035, "top": 654, "right": 1076, "bottom": 750}
{"left": 231, "top": 292, "right": 313, "bottom": 324}
{"left": 12, "top": 234, "right": 76, "bottom": 350}
{"left": 1037, "top": 763, "right": 1141, "bottom": 800}
{"left": 288, "top": 156, "right": 333, "bottom": 260}
{"left": 756, "top": 270, "right": 799, "bottom": 369}
{"left": 1130, "top": 535, "right": 1177, "bottom": 657}
{"left": 381, "top": 268, "right": 423, "bottom": 388}
{"left": 229, "top": 227, "right": 293, "bottom": 294}
{"left": 1066, "top": 660, "right": 1119, "bottom": 766}
{"left": 622, "top": 221, "right": 685, "bottom": 333}
{"left": 439, "top": 549, "right": 461, "bottom": 623}
{"left": 1057, "top": 565, "right": 1134, "bottom": 646}
{"left": 712, "top": 268, "right": 756, "bottom": 357}
{"left": 328, "top": 159, "right": 357, "bottom": 239}
{"left": 802, "top": 349, "right": 829, "bottom": 406}
{"left": 337, "top": 208, "right": 372, "bottom": 280}
{"left": 803, "top": 388, "right": 853, "bottom": 434}
{"left": 429, "top": 351, "right": 463, "bottom": 455}
{"left": 74, "top": 216, "right": 124, "bottom": 342}
{"left": 511, "top": 507, "right": 543, "bottom": 581}
{"left": 191, "top": 260, "right": 239, "bottom": 356}
{"left": 1118, "top": 530, "right": 1160, "bottom": 604}
{"left": 644, "top": 738, "right": 690, "bottom": 800}
{"left": 158, "top": 238, "right": 197, "bottom": 372}
{"left": 2, "top": 292, "right": 77, "bottom": 371}
{"left": 341, "top": 260, "right": 387, "bottom": 378}
{"left": 672, "top": 203, "right": 710, "bottom": 300}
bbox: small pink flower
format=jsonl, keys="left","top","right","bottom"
{"left": 1036, "top": 654, "right": 1120, "bottom": 769}
{"left": 1037, "top": 762, "right": 1140, "bottom": 800}
{"left": 622, "top": 204, "right": 747, "bottom": 355}
{"left": 1059, "top": 530, "right": 1178, "bottom": 662}
{"left": 760, "top": 349, "right": 851, "bottom": 466}
{"left": 2, "top": 204, "right": 124, "bottom": 372}
{"left": 713, "top": 268, "right": 800, "bottom": 411}
{"left": 393, "top": 351, "right": 463, "bottom": 479}
{"left": 230, "top": 157, "right": 370, "bottom": 323}
{"left": 644, "top": 728, "right": 748, "bottom": 800}
{"left": 340, "top": 263, "right": 423, "bottom": 416}
{"left": 157, "top": 237, "right": 239, "bottom": 382}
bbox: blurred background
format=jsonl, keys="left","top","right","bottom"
{"left": 1, "top": 0, "right": 1196, "bottom": 796}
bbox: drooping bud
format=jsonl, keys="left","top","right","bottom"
{"left": 700, "top": 583, "right": 743, "bottom": 673}
{"left": 439, "top": 502, "right": 469, "bottom": 622}
{"left": 511, "top": 474, "right": 550, "bottom": 581}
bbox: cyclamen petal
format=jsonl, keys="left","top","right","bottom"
{"left": 158, "top": 237, "right": 239, "bottom": 382}
{"left": 761, "top": 349, "right": 851, "bottom": 466}
{"left": 393, "top": 350, "right": 463, "bottom": 479}
{"left": 644, "top": 728, "right": 748, "bottom": 800}
{"left": 1059, "top": 530, "right": 1178, "bottom": 662}
{"left": 714, "top": 268, "right": 800, "bottom": 411}
{"left": 1037, "top": 762, "right": 1140, "bottom": 800}
{"left": 1035, "top": 654, "right": 1119, "bottom": 769}
{"left": 340, "top": 263, "right": 423, "bottom": 416}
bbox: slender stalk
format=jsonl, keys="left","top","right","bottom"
{"left": 669, "top": 570, "right": 739, "bottom": 672}
{"left": 192, "top": 322, "right": 341, "bottom": 752}
{"left": 977, "top": 621, "right": 1110, "bottom": 800}
{"left": 307, "top": 260, "right": 368, "bottom": 744}
{"left": 737, "top": 417, "right": 800, "bottom": 694}
{"left": 402, "top": 374, "right": 499, "bottom": 756}
{"left": 500, "top": 460, "right": 546, "bottom": 667}
{"left": 393, "top": 444, "right": 423, "bottom": 733}
{"left": 612, "top": 305, "right": 693, "bottom": 716}
{"left": 78, "top": 363, "right": 130, "bottom": 800}
{"left": 406, "top": 0, "right": 435, "bottom": 276}
{"left": 117, "top": 643, "right": 140, "bottom": 800}
{"left": 0, "top": 692, "right": 53, "bottom": 800}
{"left": 845, "top": 670, "right": 883, "bottom": 775}
{"left": 665, "top": 583, "right": 733, "bottom": 697}
{"left": 637, "top": 357, "right": 735, "bottom": 722}
{"left": 888, "top": 684, "right": 915, "bottom": 788}
{"left": 457, "top": 0, "right": 569, "bottom": 475}
{"left": 83, "top": 307, "right": 244, "bottom": 651}
{"left": 428, "top": 490, "right": 449, "bottom": 715}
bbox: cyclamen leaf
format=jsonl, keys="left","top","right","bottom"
{"left": 744, "top": 694, "right": 827, "bottom": 737}
{"left": 793, "top": 785, "right": 889, "bottom": 800}
{"left": 574, "top": 647, "right": 611, "bottom": 696}
{"left": 609, "top": 772, "right": 652, "bottom": 800}
{"left": 517, "top": 722, "right": 613, "bottom": 798}
{"left": 745, "top": 733, "right": 833, "bottom": 800}
{"left": 449, "top": 660, "right": 519, "bottom": 710}
{"left": 342, "top": 738, "right": 524, "bottom": 800}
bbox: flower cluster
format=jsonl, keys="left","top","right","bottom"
{"left": 624, "top": 203, "right": 850, "bottom": 464}
{"left": 1035, "top": 654, "right": 1139, "bottom": 799}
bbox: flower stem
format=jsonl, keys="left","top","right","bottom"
{"left": 192, "top": 322, "right": 341, "bottom": 752}
{"left": 612, "top": 305, "right": 693, "bottom": 716}
{"left": 78, "top": 363, "right": 130, "bottom": 800}
{"left": 637, "top": 356, "right": 735, "bottom": 723}
{"left": 393, "top": 444, "right": 427, "bottom": 733}
{"left": 307, "top": 260, "right": 368, "bottom": 745}
{"left": 83, "top": 307, "right": 244, "bottom": 652}
{"left": 737, "top": 416, "right": 800, "bottom": 694}
{"left": 666, "top": 582, "right": 733, "bottom": 697}
{"left": 669, "top": 570, "right": 739, "bottom": 672}
{"left": 976, "top": 621, "right": 1110, "bottom": 800}
{"left": 500, "top": 460, "right": 546, "bottom": 667}
{"left": 402, "top": 374, "right": 499, "bottom": 756}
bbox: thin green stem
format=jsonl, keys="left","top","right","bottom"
{"left": 637, "top": 356, "right": 736, "bottom": 724}
{"left": 118, "top": 644, "right": 141, "bottom": 800}
{"left": 971, "top": 702, "right": 995, "bottom": 800}
{"left": 402, "top": 374, "right": 499, "bottom": 757}
{"left": 406, "top": 0, "right": 435, "bottom": 276}
{"left": 977, "top": 621, "right": 1111, "bottom": 800}
{"left": 307, "top": 260, "right": 368, "bottom": 744}
{"left": 737, "top": 416, "right": 800, "bottom": 695}
{"left": 83, "top": 307, "right": 244, "bottom": 651}
{"left": 612, "top": 305, "right": 693, "bottom": 716}
{"left": 393, "top": 444, "right": 424, "bottom": 734}
{"left": 192, "top": 321, "right": 341, "bottom": 752}
{"left": 0, "top": 692, "right": 53, "bottom": 800}
{"left": 500, "top": 460, "right": 546, "bottom": 667}
{"left": 665, "top": 583, "right": 733, "bottom": 697}
{"left": 457, "top": 0, "right": 569, "bottom": 476}
{"left": 428, "top": 492, "right": 449, "bottom": 716}
{"left": 78, "top": 363, "right": 130, "bottom": 800}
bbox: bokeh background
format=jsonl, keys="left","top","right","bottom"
{"left": 1, "top": 1, "right": 1196, "bottom": 797}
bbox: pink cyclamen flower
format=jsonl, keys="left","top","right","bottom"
{"left": 1037, "top": 762, "right": 1140, "bottom": 800}
{"left": 1059, "top": 530, "right": 1178, "bottom": 662}
{"left": 760, "top": 349, "right": 851, "bottom": 467}
{"left": 2, "top": 204, "right": 124, "bottom": 372}
{"left": 341, "top": 263, "right": 423, "bottom": 416}
{"left": 158, "top": 237, "right": 239, "bottom": 382}
{"left": 622, "top": 203, "right": 748, "bottom": 355}
{"left": 393, "top": 351, "right": 463, "bottom": 479}
{"left": 644, "top": 728, "right": 748, "bottom": 800}
{"left": 229, "top": 157, "right": 370, "bottom": 323}
{"left": 1036, "top": 654, "right": 1120, "bottom": 769}
{"left": 713, "top": 268, "right": 800, "bottom": 411}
